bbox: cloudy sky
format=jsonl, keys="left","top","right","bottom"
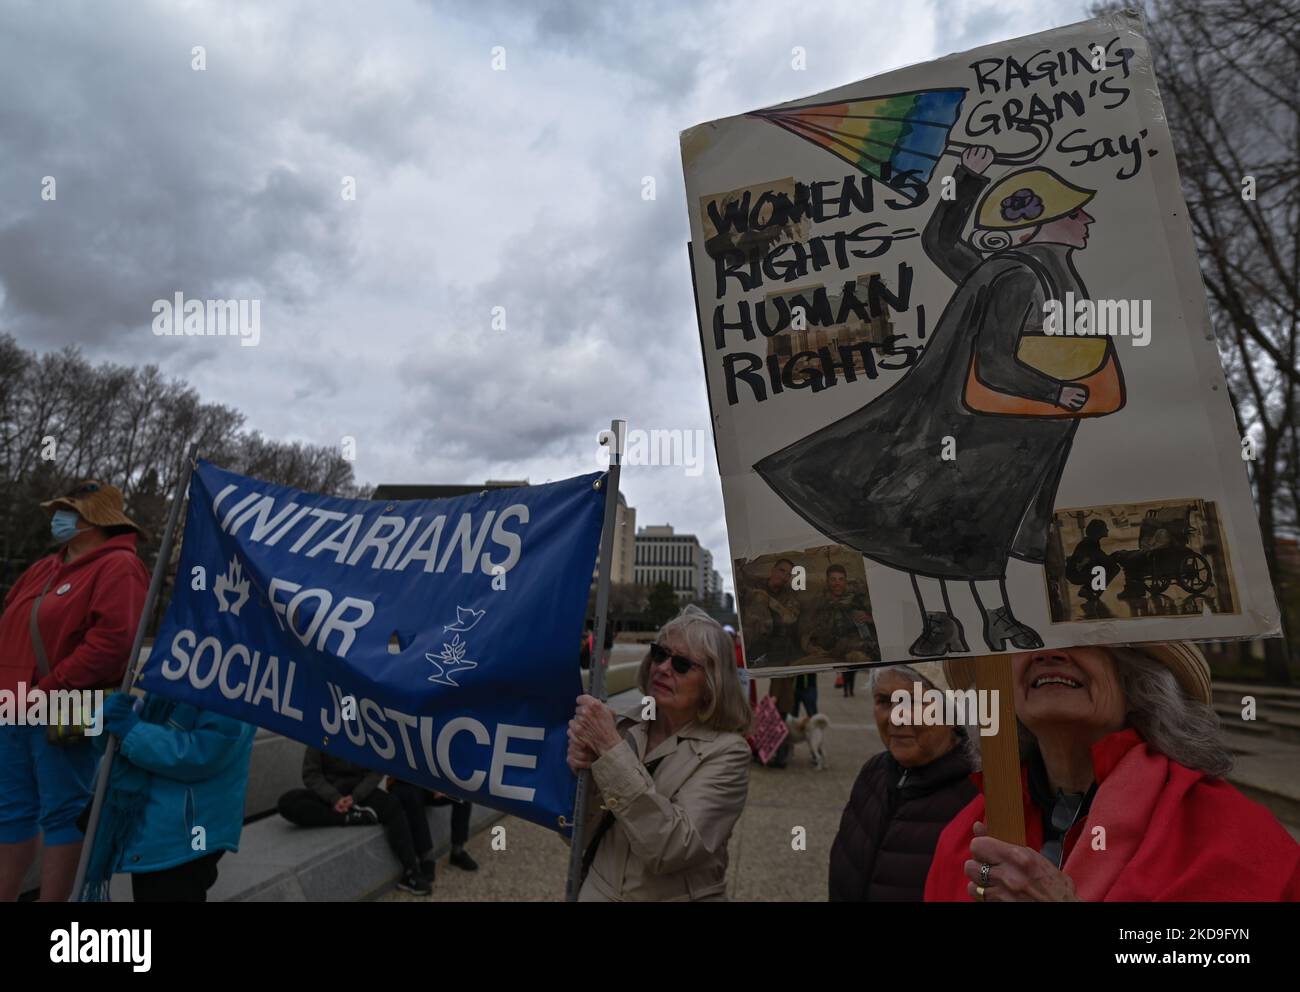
{"left": 0, "top": 0, "right": 1088, "bottom": 597}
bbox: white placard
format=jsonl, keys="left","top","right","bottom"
{"left": 681, "top": 11, "right": 1280, "bottom": 672}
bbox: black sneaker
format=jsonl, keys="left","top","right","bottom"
{"left": 344, "top": 805, "right": 379, "bottom": 826}
{"left": 418, "top": 859, "right": 436, "bottom": 883}
{"left": 396, "top": 868, "right": 431, "bottom": 896}
{"left": 448, "top": 849, "right": 479, "bottom": 872}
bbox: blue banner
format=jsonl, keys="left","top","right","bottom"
{"left": 138, "top": 461, "right": 606, "bottom": 834}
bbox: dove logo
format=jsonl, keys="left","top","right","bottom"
{"left": 214, "top": 557, "right": 251, "bottom": 616}
{"left": 444, "top": 607, "right": 485, "bottom": 633}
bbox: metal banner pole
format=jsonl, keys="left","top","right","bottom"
{"left": 564, "top": 418, "right": 625, "bottom": 902}
{"left": 70, "top": 442, "right": 200, "bottom": 901}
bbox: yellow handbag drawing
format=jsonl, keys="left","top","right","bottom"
{"left": 963, "top": 253, "right": 1125, "bottom": 418}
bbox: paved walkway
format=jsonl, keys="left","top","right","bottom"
{"left": 725, "top": 674, "right": 881, "bottom": 899}
{"left": 381, "top": 672, "right": 882, "bottom": 902}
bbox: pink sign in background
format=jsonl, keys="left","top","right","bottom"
{"left": 751, "top": 695, "right": 789, "bottom": 765}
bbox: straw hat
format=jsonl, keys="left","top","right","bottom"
{"left": 976, "top": 167, "right": 1095, "bottom": 230}
{"left": 943, "top": 642, "right": 1212, "bottom": 706}
{"left": 41, "top": 480, "right": 143, "bottom": 535}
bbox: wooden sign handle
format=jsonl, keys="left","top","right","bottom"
{"left": 972, "top": 655, "right": 1026, "bottom": 846}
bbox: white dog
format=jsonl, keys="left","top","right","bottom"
{"left": 785, "top": 713, "right": 831, "bottom": 770}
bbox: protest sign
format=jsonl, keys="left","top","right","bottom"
{"left": 750, "top": 696, "right": 790, "bottom": 766}
{"left": 680, "top": 11, "right": 1280, "bottom": 672}
{"left": 136, "top": 460, "right": 605, "bottom": 833}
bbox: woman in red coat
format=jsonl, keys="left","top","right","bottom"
{"left": 925, "top": 643, "right": 1300, "bottom": 902}
{"left": 0, "top": 481, "right": 149, "bottom": 901}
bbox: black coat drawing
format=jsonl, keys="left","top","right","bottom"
{"left": 755, "top": 166, "right": 1095, "bottom": 580}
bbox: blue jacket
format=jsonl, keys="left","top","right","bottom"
{"left": 111, "top": 702, "right": 256, "bottom": 873}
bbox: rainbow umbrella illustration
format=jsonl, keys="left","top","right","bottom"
{"left": 750, "top": 88, "right": 1047, "bottom": 202}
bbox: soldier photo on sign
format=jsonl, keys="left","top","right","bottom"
{"left": 735, "top": 545, "right": 879, "bottom": 679}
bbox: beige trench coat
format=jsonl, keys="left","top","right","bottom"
{"left": 578, "top": 708, "right": 750, "bottom": 902}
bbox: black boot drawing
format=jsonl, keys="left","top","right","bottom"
{"left": 972, "top": 579, "right": 1043, "bottom": 652}
{"left": 909, "top": 611, "right": 971, "bottom": 657}
{"left": 980, "top": 605, "right": 1044, "bottom": 651}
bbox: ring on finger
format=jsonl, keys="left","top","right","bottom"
{"left": 974, "top": 884, "right": 986, "bottom": 902}
{"left": 979, "top": 862, "right": 992, "bottom": 887}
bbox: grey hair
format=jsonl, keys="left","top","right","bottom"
{"left": 638, "top": 605, "right": 751, "bottom": 735}
{"left": 868, "top": 664, "right": 980, "bottom": 770}
{"left": 1019, "top": 648, "right": 1232, "bottom": 777}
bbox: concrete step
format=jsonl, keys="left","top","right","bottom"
{"left": 1215, "top": 708, "right": 1273, "bottom": 737}
{"left": 1221, "top": 729, "right": 1300, "bottom": 828}
{"left": 245, "top": 730, "right": 307, "bottom": 819}
{"left": 1216, "top": 702, "right": 1300, "bottom": 745}
{"left": 100, "top": 802, "right": 504, "bottom": 902}
{"left": 1224, "top": 708, "right": 1300, "bottom": 744}
{"left": 1216, "top": 697, "right": 1300, "bottom": 719}
{"left": 1213, "top": 682, "right": 1300, "bottom": 706}
{"left": 1267, "top": 715, "right": 1300, "bottom": 747}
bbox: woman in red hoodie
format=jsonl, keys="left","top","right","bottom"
{"left": 925, "top": 643, "right": 1300, "bottom": 902}
{"left": 0, "top": 481, "right": 149, "bottom": 901}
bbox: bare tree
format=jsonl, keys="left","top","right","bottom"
{"left": 1098, "top": 0, "right": 1300, "bottom": 680}
{"left": 0, "top": 334, "right": 361, "bottom": 596}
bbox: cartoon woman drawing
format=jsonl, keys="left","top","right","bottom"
{"left": 755, "top": 146, "right": 1125, "bottom": 657}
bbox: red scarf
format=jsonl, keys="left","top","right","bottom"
{"left": 925, "top": 728, "right": 1300, "bottom": 902}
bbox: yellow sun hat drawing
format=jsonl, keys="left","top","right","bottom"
{"left": 976, "top": 167, "right": 1095, "bottom": 230}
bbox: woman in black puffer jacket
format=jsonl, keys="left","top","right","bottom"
{"left": 829, "top": 662, "right": 977, "bottom": 901}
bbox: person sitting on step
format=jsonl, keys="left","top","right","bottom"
{"left": 277, "top": 748, "right": 431, "bottom": 896}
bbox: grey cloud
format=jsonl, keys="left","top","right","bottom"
{"left": 0, "top": 0, "right": 1095, "bottom": 601}
{"left": 446, "top": 0, "right": 709, "bottom": 100}
{"left": 0, "top": 2, "right": 360, "bottom": 349}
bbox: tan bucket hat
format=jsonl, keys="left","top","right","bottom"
{"left": 41, "top": 480, "right": 143, "bottom": 535}
{"left": 944, "top": 642, "right": 1212, "bottom": 706}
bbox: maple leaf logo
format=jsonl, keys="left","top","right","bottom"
{"left": 213, "top": 557, "right": 251, "bottom": 617}
{"left": 426, "top": 634, "right": 478, "bottom": 687}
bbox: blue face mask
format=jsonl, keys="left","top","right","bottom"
{"left": 51, "top": 510, "right": 81, "bottom": 544}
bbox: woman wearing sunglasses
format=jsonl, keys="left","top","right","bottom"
{"left": 568, "top": 605, "right": 752, "bottom": 901}
{"left": 0, "top": 481, "right": 149, "bottom": 901}
{"left": 925, "top": 643, "right": 1300, "bottom": 901}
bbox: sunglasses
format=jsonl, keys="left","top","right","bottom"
{"left": 68, "top": 482, "right": 100, "bottom": 497}
{"left": 648, "top": 642, "right": 701, "bottom": 676}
